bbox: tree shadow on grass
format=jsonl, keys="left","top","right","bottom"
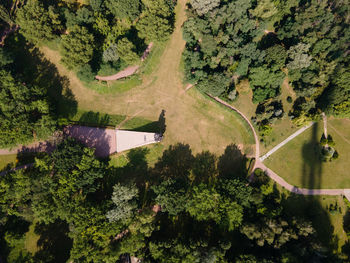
{"left": 281, "top": 194, "right": 338, "bottom": 255}
{"left": 0, "top": 216, "right": 31, "bottom": 263}
{"left": 78, "top": 111, "right": 111, "bottom": 127}
{"left": 342, "top": 210, "right": 350, "bottom": 259}
{"left": 301, "top": 122, "right": 323, "bottom": 189}
{"left": 218, "top": 144, "right": 248, "bottom": 180}
{"left": 33, "top": 221, "right": 72, "bottom": 263}
{"left": 126, "top": 110, "right": 166, "bottom": 134}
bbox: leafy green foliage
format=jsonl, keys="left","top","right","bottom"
{"left": 0, "top": 68, "right": 55, "bottom": 148}
{"left": 136, "top": 0, "right": 174, "bottom": 41}
{"left": 105, "top": 0, "right": 141, "bottom": 20}
{"left": 16, "top": 0, "right": 60, "bottom": 43}
{"left": 106, "top": 184, "right": 138, "bottom": 222}
{"left": 0, "top": 141, "right": 343, "bottom": 262}
{"left": 60, "top": 26, "right": 94, "bottom": 69}
{"left": 116, "top": 38, "right": 139, "bottom": 65}
{"left": 183, "top": 0, "right": 350, "bottom": 118}
{"left": 13, "top": 0, "right": 175, "bottom": 80}
{"left": 190, "top": 0, "right": 220, "bottom": 16}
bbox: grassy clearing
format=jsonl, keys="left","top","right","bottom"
{"left": 109, "top": 143, "right": 165, "bottom": 168}
{"left": 40, "top": 0, "right": 253, "bottom": 158}
{"left": 120, "top": 116, "right": 159, "bottom": 132}
{"left": 230, "top": 78, "right": 299, "bottom": 155}
{"left": 265, "top": 118, "right": 350, "bottom": 189}
{"left": 84, "top": 76, "right": 143, "bottom": 95}
{"left": 140, "top": 42, "right": 166, "bottom": 76}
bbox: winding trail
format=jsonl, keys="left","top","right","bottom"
{"left": 207, "top": 95, "right": 260, "bottom": 165}
{"left": 95, "top": 42, "right": 153, "bottom": 81}
{"left": 95, "top": 66, "right": 139, "bottom": 81}
{"left": 207, "top": 95, "right": 350, "bottom": 198}
{"left": 322, "top": 112, "right": 328, "bottom": 138}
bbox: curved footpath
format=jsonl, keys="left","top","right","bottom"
{"left": 209, "top": 95, "right": 350, "bottom": 199}
{"left": 95, "top": 42, "right": 153, "bottom": 81}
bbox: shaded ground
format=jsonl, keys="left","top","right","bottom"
{"left": 64, "top": 125, "right": 116, "bottom": 157}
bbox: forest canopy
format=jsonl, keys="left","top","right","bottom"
{"left": 0, "top": 140, "right": 344, "bottom": 262}
{"left": 3, "top": 0, "right": 176, "bottom": 77}
{"left": 183, "top": 0, "right": 350, "bottom": 125}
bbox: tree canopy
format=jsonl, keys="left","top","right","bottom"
{"left": 183, "top": 0, "right": 350, "bottom": 125}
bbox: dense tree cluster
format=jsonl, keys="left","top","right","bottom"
{"left": 1, "top": 0, "right": 176, "bottom": 78}
{"left": 0, "top": 46, "right": 56, "bottom": 148}
{"left": 0, "top": 141, "right": 345, "bottom": 262}
{"left": 183, "top": 0, "right": 350, "bottom": 126}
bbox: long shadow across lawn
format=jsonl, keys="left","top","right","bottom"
{"left": 301, "top": 122, "right": 323, "bottom": 189}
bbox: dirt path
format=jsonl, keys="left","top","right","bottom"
{"left": 0, "top": 163, "right": 34, "bottom": 177}
{"left": 95, "top": 42, "right": 153, "bottom": 81}
{"left": 322, "top": 112, "right": 328, "bottom": 138}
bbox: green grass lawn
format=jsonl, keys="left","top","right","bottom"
{"left": 0, "top": 154, "right": 18, "bottom": 170}
{"left": 109, "top": 143, "right": 165, "bottom": 168}
{"left": 39, "top": 0, "right": 254, "bottom": 158}
{"left": 84, "top": 76, "right": 143, "bottom": 95}
{"left": 265, "top": 118, "right": 350, "bottom": 189}
{"left": 24, "top": 221, "right": 40, "bottom": 254}
{"left": 0, "top": 153, "right": 38, "bottom": 171}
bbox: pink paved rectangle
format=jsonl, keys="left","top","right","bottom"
{"left": 64, "top": 125, "right": 116, "bottom": 157}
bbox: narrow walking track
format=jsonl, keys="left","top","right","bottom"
{"left": 322, "top": 112, "right": 328, "bottom": 138}
{"left": 208, "top": 95, "right": 260, "bottom": 165}
{"left": 95, "top": 66, "right": 139, "bottom": 81}
{"left": 208, "top": 95, "right": 350, "bottom": 198}
{"left": 95, "top": 42, "right": 153, "bottom": 81}
{"left": 260, "top": 122, "right": 315, "bottom": 161}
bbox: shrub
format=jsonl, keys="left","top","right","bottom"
{"left": 77, "top": 64, "right": 95, "bottom": 82}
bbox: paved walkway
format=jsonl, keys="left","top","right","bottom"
{"left": 260, "top": 122, "right": 315, "bottom": 161}
{"left": 0, "top": 136, "right": 60, "bottom": 155}
{"left": 95, "top": 65, "right": 139, "bottom": 81}
{"left": 207, "top": 94, "right": 350, "bottom": 198}
{"left": 322, "top": 112, "right": 327, "bottom": 138}
{"left": 95, "top": 42, "right": 153, "bottom": 81}
{"left": 64, "top": 125, "right": 116, "bottom": 157}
